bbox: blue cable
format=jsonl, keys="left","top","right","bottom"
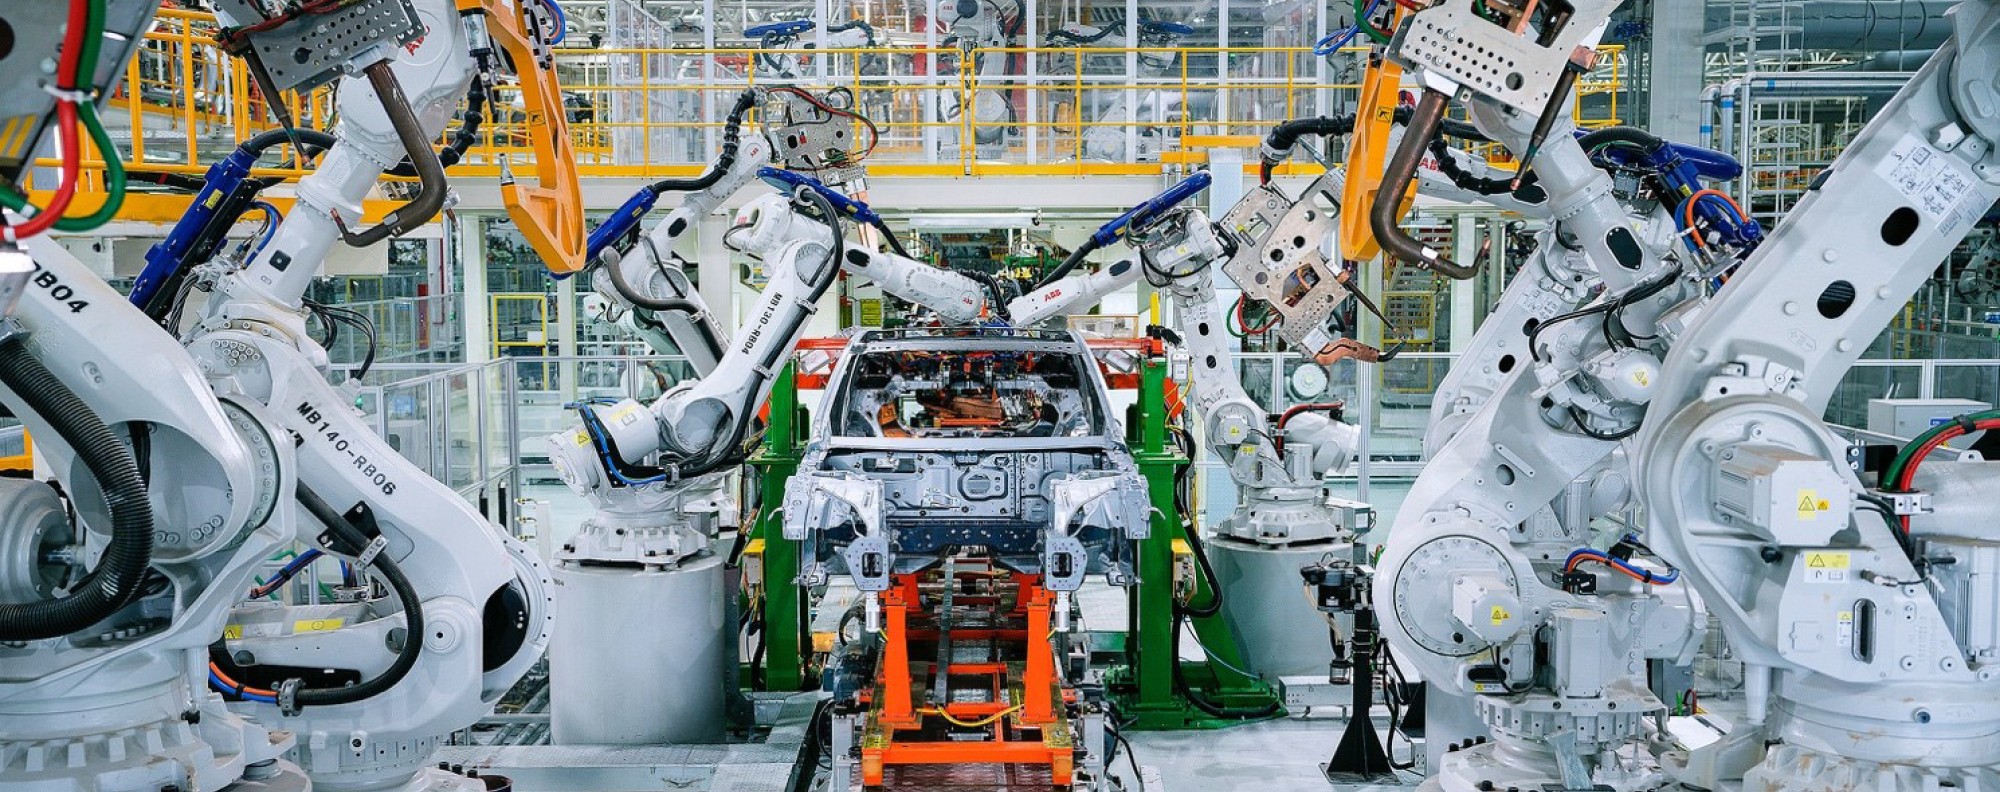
{"left": 210, "top": 669, "right": 276, "bottom": 703}
{"left": 249, "top": 548, "right": 325, "bottom": 598}
{"left": 1566, "top": 547, "right": 1678, "bottom": 584}
{"left": 571, "top": 403, "right": 668, "bottom": 485}
{"left": 540, "top": 0, "right": 567, "bottom": 45}
{"left": 1315, "top": 0, "right": 1381, "bottom": 55}
{"left": 249, "top": 202, "right": 282, "bottom": 258}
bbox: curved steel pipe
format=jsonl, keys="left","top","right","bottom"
{"left": 1369, "top": 89, "right": 1476, "bottom": 279}
{"left": 339, "top": 60, "right": 450, "bottom": 248}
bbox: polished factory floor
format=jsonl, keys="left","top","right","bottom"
{"left": 494, "top": 481, "right": 1425, "bottom": 791}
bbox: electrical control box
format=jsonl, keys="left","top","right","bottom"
{"left": 1867, "top": 398, "right": 1992, "bottom": 444}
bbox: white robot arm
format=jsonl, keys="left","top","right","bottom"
{"left": 542, "top": 186, "right": 850, "bottom": 564}
{"left": 0, "top": 236, "right": 304, "bottom": 792}
{"left": 995, "top": 173, "right": 1369, "bottom": 544}
{"left": 585, "top": 89, "right": 770, "bottom": 370}
{"left": 1363, "top": 2, "right": 1766, "bottom": 790}
{"left": 1633, "top": 4, "right": 2000, "bottom": 789}
{"left": 177, "top": 3, "right": 557, "bottom": 791}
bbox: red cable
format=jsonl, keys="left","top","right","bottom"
{"left": 1565, "top": 554, "right": 1658, "bottom": 584}
{"left": 1276, "top": 402, "right": 1345, "bottom": 431}
{"left": 1273, "top": 402, "right": 1344, "bottom": 455}
{"left": 6, "top": 0, "right": 90, "bottom": 241}
{"left": 1891, "top": 418, "right": 2000, "bottom": 532}
{"left": 209, "top": 661, "right": 279, "bottom": 698}
{"left": 1233, "top": 294, "right": 1278, "bottom": 335}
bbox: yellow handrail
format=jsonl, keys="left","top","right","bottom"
{"left": 37, "top": 12, "right": 1624, "bottom": 196}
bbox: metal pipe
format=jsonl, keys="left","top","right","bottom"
{"left": 1739, "top": 73, "right": 1916, "bottom": 96}
{"left": 1369, "top": 89, "right": 1476, "bottom": 279}
{"left": 1704, "top": 1, "right": 1954, "bottom": 51}
{"left": 338, "top": 60, "right": 450, "bottom": 248}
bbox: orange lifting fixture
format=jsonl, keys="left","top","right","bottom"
{"left": 1337, "top": 3, "right": 1416, "bottom": 264}
{"left": 459, "top": 0, "right": 587, "bottom": 275}
{"left": 858, "top": 566, "right": 1079, "bottom": 789}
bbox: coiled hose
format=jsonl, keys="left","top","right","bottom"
{"left": 0, "top": 333, "right": 154, "bottom": 641}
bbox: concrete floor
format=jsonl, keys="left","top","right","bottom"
{"left": 1124, "top": 717, "right": 1422, "bottom": 792}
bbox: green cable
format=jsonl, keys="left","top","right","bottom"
{"left": 1883, "top": 409, "right": 2000, "bottom": 487}
{"left": 0, "top": 0, "right": 126, "bottom": 232}
{"left": 1354, "top": 0, "right": 1392, "bottom": 44}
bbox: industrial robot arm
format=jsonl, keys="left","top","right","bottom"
{"left": 542, "top": 184, "right": 849, "bottom": 564}
{"left": 584, "top": 89, "right": 769, "bottom": 370}
{"left": 1360, "top": 3, "right": 1742, "bottom": 789}
{"left": 993, "top": 173, "right": 1368, "bottom": 544}
{"left": 1630, "top": 4, "right": 2000, "bottom": 789}
{"left": 746, "top": 19, "right": 878, "bottom": 80}
{"left": 0, "top": 233, "right": 307, "bottom": 792}
{"left": 171, "top": 3, "right": 562, "bottom": 790}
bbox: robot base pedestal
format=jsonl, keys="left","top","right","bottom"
{"left": 550, "top": 553, "right": 728, "bottom": 745}
{"left": 1208, "top": 537, "right": 1350, "bottom": 678}
{"left": 0, "top": 655, "right": 297, "bottom": 792}
{"left": 1428, "top": 738, "right": 1667, "bottom": 792}
{"left": 1743, "top": 744, "right": 2000, "bottom": 792}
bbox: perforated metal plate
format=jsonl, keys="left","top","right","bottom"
{"left": 764, "top": 88, "right": 866, "bottom": 185}
{"left": 1218, "top": 175, "right": 1353, "bottom": 351}
{"left": 1390, "top": 0, "right": 1613, "bottom": 115}
{"left": 216, "top": 0, "right": 423, "bottom": 93}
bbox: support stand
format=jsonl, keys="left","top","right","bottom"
{"left": 1304, "top": 559, "right": 1399, "bottom": 784}
{"left": 1324, "top": 606, "right": 1398, "bottom": 784}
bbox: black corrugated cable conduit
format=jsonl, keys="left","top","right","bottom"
{"left": 1033, "top": 238, "right": 1099, "bottom": 290}
{"left": 289, "top": 485, "right": 425, "bottom": 708}
{"left": 1576, "top": 125, "right": 1668, "bottom": 153}
{"left": 601, "top": 88, "right": 758, "bottom": 335}
{"left": 649, "top": 89, "right": 759, "bottom": 195}
{"left": 386, "top": 77, "right": 488, "bottom": 177}
{"left": 0, "top": 333, "right": 154, "bottom": 641}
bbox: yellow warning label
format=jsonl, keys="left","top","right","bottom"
{"left": 572, "top": 428, "right": 591, "bottom": 447}
{"left": 1489, "top": 605, "right": 1511, "bottom": 625}
{"left": 0, "top": 117, "right": 29, "bottom": 159}
{"left": 1796, "top": 489, "right": 1831, "bottom": 520}
{"left": 292, "top": 618, "right": 346, "bottom": 633}
{"left": 1632, "top": 369, "right": 1650, "bottom": 388}
{"left": 223, "top": 624, "right": 244, "bottom": 640}
{"left": 1804, "top": 551, "right": 1850, "bottom": 570}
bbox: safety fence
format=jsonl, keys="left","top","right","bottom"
{"left": 44, "top": 9, "right": 1626, "bottom": 188}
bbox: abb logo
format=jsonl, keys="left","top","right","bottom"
{"left": 1042, "top": 288, "right": 1063, "bottom": 300}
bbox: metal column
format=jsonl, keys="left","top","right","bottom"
{"left": 748, "top": 364, "right": 809, "bottom": 690}
{"left": 461, "top": 214, "right": 493, "bottom": 364}
{"left": 1111, "top": 353, "right": 1282, "bottom": 729}
{"left": 1645, "top": 0, "right": 1704, "bottom": 142}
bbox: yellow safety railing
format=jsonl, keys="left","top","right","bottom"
{"left": 32, "top": 10, "right": 1624, "bottom": 192}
